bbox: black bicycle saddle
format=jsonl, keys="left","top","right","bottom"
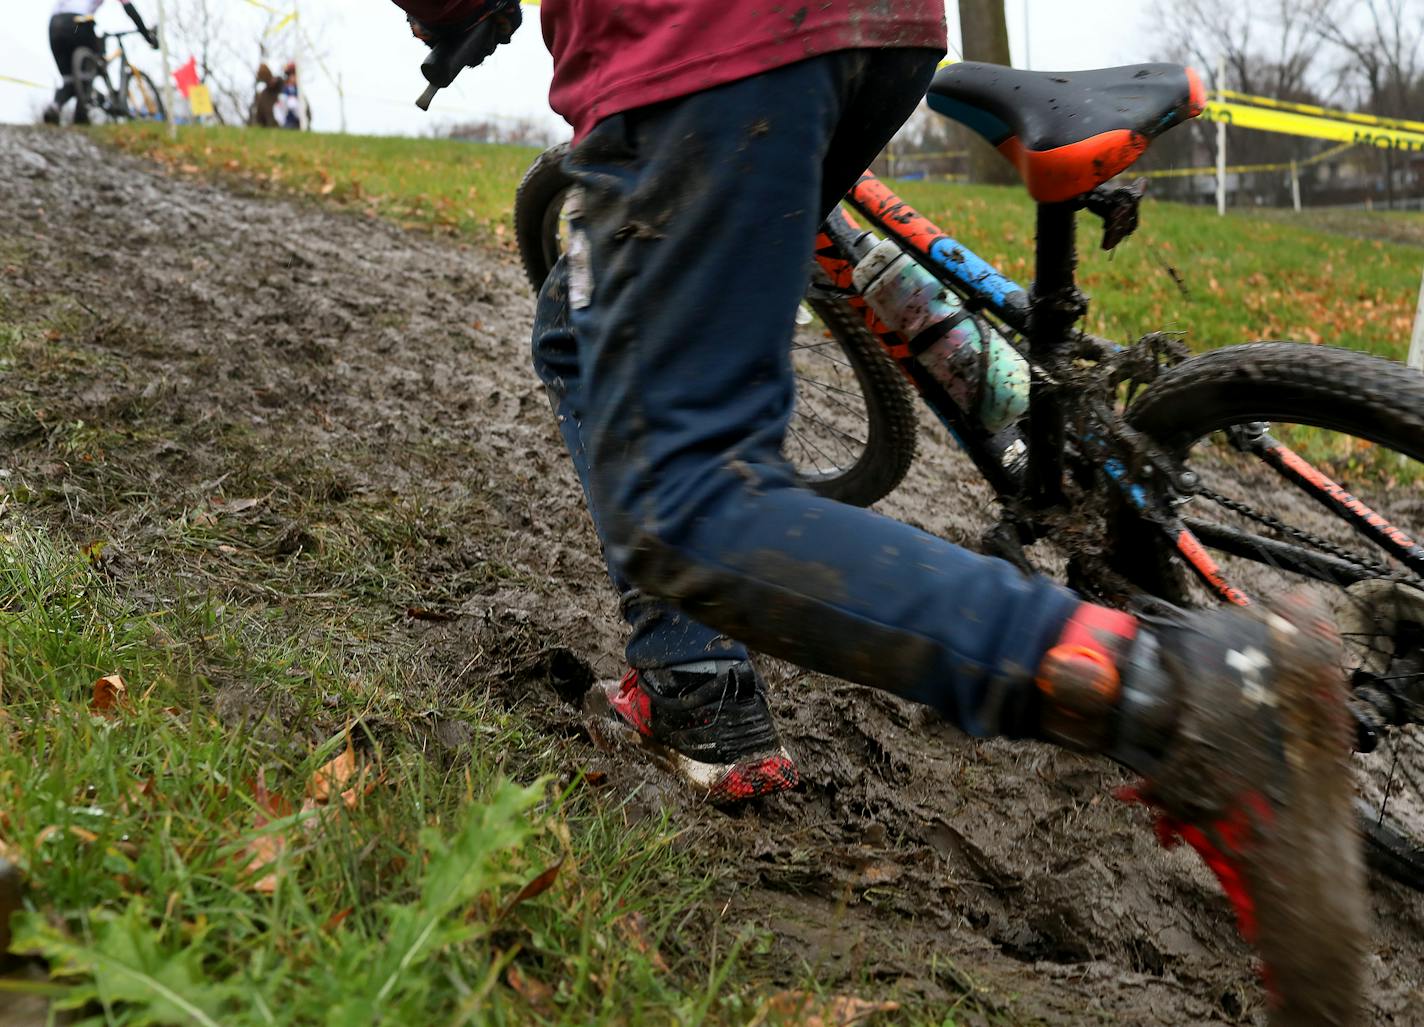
{"left": 927, "top": 62, "right": 1205, "bottom": 203}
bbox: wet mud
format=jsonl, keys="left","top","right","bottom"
{"left": 3, "top": 126, "right": 1424, "bottom": 1023}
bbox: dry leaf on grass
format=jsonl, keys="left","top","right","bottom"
{"left": 499, "top": 858, "right": 564, "bottom": 919}
{"left": 239, "top": 741, "right": 379, "bottom": 893}
{"left": 405, "top": 606, "right": 457, "bottom": 623}
{"left": 615, "top": 912, "right": 669, "bottom": 973}
{"left": 211, "top": 496, "right": 261, "bottom": 514}
{"left": 91, "top": 674, "right": 128, "bottom": 713}
{"left": 506, "top": 965, "right": 555, "bottom": 1013}
{"left": 241, "top": 769, "right": 290, "bottom": 894}
{"left": 308, "top": 742, "right": 358, "bottom": 804}
{"left": 765, "top": 992, "right": 900, "bottom": 1027}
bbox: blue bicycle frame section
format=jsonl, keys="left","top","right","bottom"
{"left": 845, "top": 172, "right": 1032, "bottom": 332}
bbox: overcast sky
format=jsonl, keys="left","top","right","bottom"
{"left": 1, "top": 0, "right": 1155, "bottom": 136}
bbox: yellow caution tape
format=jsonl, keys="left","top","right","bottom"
{"left": 890, "top": 149, "right": 967, "bottom": 160}
{"left": 1219, "top": 89, "right": 1424, "bottom": 135}
{"left": 1140, "top": 139, "right": 1357, "bottom": 179}
{"left": 1202, "top": 100, "right": 1424, "bottom": 151}
{"left": 0, "top": 73, "right": 48, "bottom": 90}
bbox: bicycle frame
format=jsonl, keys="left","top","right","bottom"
{"left": 88, "top": 31, "right": 157, "bottom": 121}
{"left": 811, "top": 171, "right": 1423, "bottom": 607}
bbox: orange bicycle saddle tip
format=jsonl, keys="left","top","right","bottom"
{"left": 928, "top": 62, "right": 1206, "bottom": 203}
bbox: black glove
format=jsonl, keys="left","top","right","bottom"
{"left": 144, "top": 29, "right": 159, "bottom": 49}
{"left": 408, "top": 0, "right": 520, "bottom": 54}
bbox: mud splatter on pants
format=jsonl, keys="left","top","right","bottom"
{"left": 530, "top": 48, "right": 1079, "bottom": 736}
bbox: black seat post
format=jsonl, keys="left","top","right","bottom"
{"left": 1026, "top": 200, "right": 1086, "bottom": 507}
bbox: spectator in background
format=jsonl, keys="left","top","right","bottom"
{"left": 274, "top": 62, "right": 306, "bottom": 130}
{"left": 250, "top": 62, "right": 281, "bottom": 127}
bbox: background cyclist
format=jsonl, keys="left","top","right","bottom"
{"left": 43, "top": 0, "right": 157, "bottom": 125}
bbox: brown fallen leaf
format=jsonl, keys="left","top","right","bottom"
{"left": 91, "top": 674, "right": 128, "bottom": 713}
{"left": 241, "top": 770, "right": 288, "bottom": 894}
{"left": 308, "top": 741, "right": 358, "bottom": 805}
{"left": 243, "top": 829, "right": 283, "bottom": 894}
{"left": 406, "top": 607, "right": 457, "bottom": 623}
{"left": 765, "top": 992, "right": 900, "bottom": 1027}
{"left": 212, "top": 497, "right": 261, "bottom": 514}
{"left": 500, "top": 858, "right": 564, "bottom": 919}
{"left": 251, "top": 769, "right": 295, "bottom": 820}
{"left": 615, "top": 912, "right": 669, "bottom": 973}
{"left": 323, "top": 907, "right": 353, "bottom": 932}
{"left": 505, "top": 965, "right": 554, "bottom": 1013}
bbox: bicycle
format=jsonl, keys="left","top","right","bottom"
{"left": 71, "top": 29, "right": 165, "bottom": 125}
{"left": 420, "top": 23, "right": 1424, "bottom": 890}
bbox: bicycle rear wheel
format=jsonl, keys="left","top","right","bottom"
{"left": 1127, "top": 342, "right": 1424, "bottom": 888}
{"left": 512, "top": 145, "right": 918, "bottom": 507}
{"left": 70, "top": 48, "right": 116, "bottom": 125}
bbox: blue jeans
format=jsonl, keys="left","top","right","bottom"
{"left": 530, "top": 49, "right": 1079, "bottom": 737}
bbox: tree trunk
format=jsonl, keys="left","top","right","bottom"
{"left": 957, "top": 0, "right": 1016, "bottom": 185}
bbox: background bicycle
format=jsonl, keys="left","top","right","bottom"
{"left": 69, "top": 29, "right": 164, "bottom": 126}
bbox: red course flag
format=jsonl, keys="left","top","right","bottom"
{"left": 173, "top": 57, "right": 199, "bottom": 99}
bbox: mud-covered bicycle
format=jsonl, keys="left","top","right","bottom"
{"left": 419, "top": 18, "right": 1424, "bottom": 890}
{"left": 71, "top": 29, "right": 165, "bottom": 126}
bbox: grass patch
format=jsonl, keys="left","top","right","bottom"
{"left": 891, "top": 180, "right": 1422, "bottom": 362}
{"left": 97, "top": 123, "right": 1423, "bottom": 364}
{"left": 0, "top": 523, "right": 769, "bottom": 1025}
{"left": 100, "top": 124, "right": 539, "bottom": 240}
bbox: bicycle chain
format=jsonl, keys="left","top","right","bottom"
{"left": 1194, "top": 482, "right": 1401, "bottom": 581}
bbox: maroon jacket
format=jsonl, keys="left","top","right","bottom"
{"left": 396, "top": 1, "right": 946, "bottom": 140}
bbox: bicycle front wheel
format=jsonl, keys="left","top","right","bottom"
{"left": 124, "top": 70, "right": 165, "bottom": 121}
{"left": 1127, "top": 342, "right": 1424, "bottom": 889}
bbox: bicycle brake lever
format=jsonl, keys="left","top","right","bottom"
{"left": 415, "top": 3, "right": 523, "bottom": 111}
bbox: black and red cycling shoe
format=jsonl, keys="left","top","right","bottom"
{"left": 585, "top": 660, "right": 798, "bottom": 804}
{"left": 1037, "top": 596, "right": 1368, "bottom": 1024}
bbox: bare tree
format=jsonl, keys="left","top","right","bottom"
{"left": 160, "top": 0, "right": 328, "bottom": 128}
{"left": 1315, "top": 0, "right": 1423, "bottom": 115}
{"left": 1314, "top": 0, "right": 1424, "bottom": 206}
{"left": 957, "top": 0, "right": 1015, "bottom": 185}
{"left": 1142, "top": 0, "right": 1345, "bottom": 204}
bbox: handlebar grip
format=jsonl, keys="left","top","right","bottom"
{"left": 414, "top": 3, "right": 522, "bottom": 110}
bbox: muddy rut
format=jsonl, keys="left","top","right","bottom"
{"left": 3, "top": 126, "right": 1424, "bottom": 1024}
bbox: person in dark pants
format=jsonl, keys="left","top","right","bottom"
{"left": 389, "top": 2, "right": 1367, "bottom": 1015}
{"left": 44, "top": 0, "right": 156, "bottom": 125}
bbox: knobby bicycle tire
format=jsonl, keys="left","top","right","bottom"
{"left": 127, "top": 69, "right": 165, "bottom": 121}
{"left": 70, "top": 47, "right": 114, "bottom": 124}
{"left": 515, "top": 141, "right": 571, "bottom": 291}
{"left": 1127, "top": 341, "right": 1424, "bottom": 890}
{"left": 511, "top": 144, "right": 918, "bottom": 508}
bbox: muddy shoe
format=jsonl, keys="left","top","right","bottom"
{"left": 1037, "top": 596, "right": 1367, "bottom": 1025}
{"left": 584, "top": 660, "right": 798, "bottom": 803}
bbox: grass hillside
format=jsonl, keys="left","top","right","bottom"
{"left": 106, "top": 124, "right": 1423, "bottom": 363}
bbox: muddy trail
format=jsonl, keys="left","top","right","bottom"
{"left": 4, "top": 125, "right": 1424, "bottom": 1024}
